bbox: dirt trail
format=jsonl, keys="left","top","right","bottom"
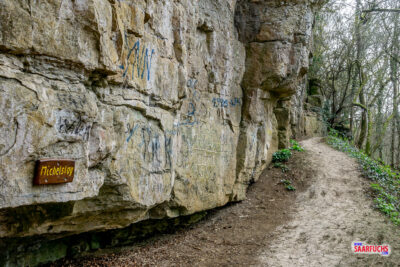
{"left": 52, "top": 137, "right": 400, "bottom": 267}
{"left": 259, "top": 137, "right": 400, "bottom": 266}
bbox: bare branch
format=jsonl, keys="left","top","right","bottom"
{"left": 362, "top": 9, "right": 400, "bottom": 13}
{"left": 352, "top": 102, "right": 368, "bottom": 110}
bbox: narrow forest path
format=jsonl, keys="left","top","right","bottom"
{"left": 258, "top": 137, "right": 400, "bottom": 266}
{"left": 52, "top": 137, "right": 400, "bottom": 267}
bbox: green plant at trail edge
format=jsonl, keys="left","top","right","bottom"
{"left": 273, "top": 162, "right": 290, "bottom": 173}
{"left": 280, "top": 179, "right": 296, "bottom": 191}
{"left": 272, "top": 149, "right": 292, "bottom": 163}
{"left": 327, "top": 130, "right": 400, "bottom": 226}
{"left": 290, "top": 139, "right": 305, "bottom": 152}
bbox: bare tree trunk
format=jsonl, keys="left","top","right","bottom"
{"left": 366, "top": 109, "right": 373, "bottom": 155}
{"left": 390, "top": 13, "right": 399, "bottom": 167}
{"left": 375, "top": 83, "right": 384, "bottom": 159}
{"left": 350, "top": 0, "right": 362, "bottom": 134}
{"left": 397, "top": 120, "right": 400, "bottom": 169}
{"left": 331, "top": 75, "right": 336, "bottom": 127}
{"left": 354, "top": 0, "right": 367, "bottom": 149}
{"left": 357, "top": 87, "right": 368, "bottom": 149}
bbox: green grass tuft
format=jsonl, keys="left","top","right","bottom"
{"left": 273, "top": 162, "right": 290, "bottom": 173}
{"left": 290, "top": 139, "right": 305, "bottom": 152}
{"left": 272, "top": 149, "right": 292, "bottom": 163}
{"left": 280, "top": 179, "right": 296, "bottom": 191}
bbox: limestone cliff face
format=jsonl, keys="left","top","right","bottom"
{"left": 234, "top": 0, "right": 318, "bottom": 192}
{"left": 0, "top": 0, "right": 321, "bottom": 255}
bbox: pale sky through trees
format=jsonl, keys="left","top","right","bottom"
{"left": 312, "top": 0, "right": 400, "bottom": 166}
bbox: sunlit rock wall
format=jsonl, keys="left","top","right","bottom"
{"left": 0, "top": 0, "right": 321, "bottom": 245}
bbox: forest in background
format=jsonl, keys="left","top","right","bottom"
{"left": 311, "top": 0, "right": 400, "bottom": 168}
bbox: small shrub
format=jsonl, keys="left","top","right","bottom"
{"left": 290, "top": 139, "right": 304, "bottom": 152}
{"left": 272, "top": 149, "right": 292, "bottom": 163}
{"left": 273, "top": 162, "right": 290, "bottom": 173}
{"left": 280, "top": 179, "right": 296, "bottom": 191}
{"left": 286, "top": 184, "right": 296, "bottom": 191}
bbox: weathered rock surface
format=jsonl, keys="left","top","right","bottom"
{"left": 0, "top": 0, "right": 324, "bottom": 265}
